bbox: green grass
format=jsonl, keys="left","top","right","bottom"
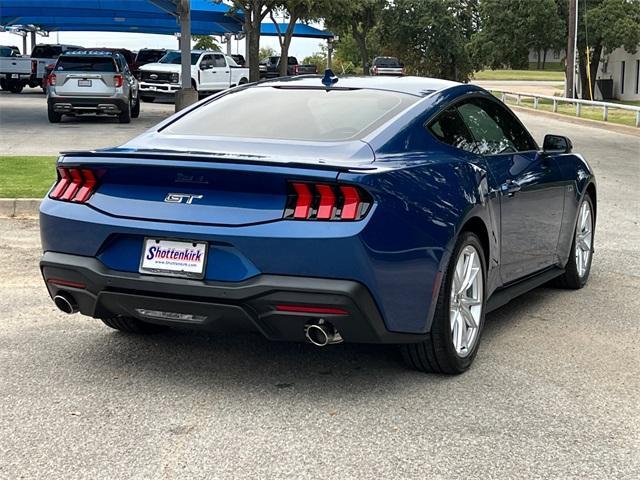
{"left": 527, "top": 62, "right": 565, "bottom": 72}
{"left": 0, "top": 156, "right": 57, "bottom": 198}
{"left": 493, "top": 92, "right": 638, "bottom": 128}
{"left": 474, "top": 69, "right": 566, "bottom": 81}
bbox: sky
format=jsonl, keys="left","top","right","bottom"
{"left": 0, "top": 30, "right": 326, "bottom": 60}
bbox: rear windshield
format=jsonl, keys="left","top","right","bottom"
{"left": 0, "top": 46, "right": 16, "bottom": 57}
{"left": 163, "top": 87, "right": 419, "bottom": 142}
{"left": 374, "top": 57, "right": 401, "bottom": 67}
{"left": 137, "top": 50, "right": 165, "bottom": 64}
{"left": 32, "top": 45, "right": 63, "bottom": 58}
{"left": 55, "top": 56, "right": 117, "bottom": 72}
{"left": 159, "top": 52, "right": 200, "bottom": 65}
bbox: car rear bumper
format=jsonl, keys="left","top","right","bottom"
{"left": 48, "top": 96, "right": 128, "bottom": 114}
{"left": 40, "top": 251, "right": 429, "bottom": 344}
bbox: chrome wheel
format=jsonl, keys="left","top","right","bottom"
{"left": 575, "top": 200, "right": 593, "bottom": 278}
{"left": 450, "top": 245, "right": 483, "bottom": 358}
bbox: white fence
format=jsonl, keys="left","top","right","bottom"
{"left": 492, "top": 89, "right": 640, "bottom": 128}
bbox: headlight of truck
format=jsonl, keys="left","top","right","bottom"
{"left": 171, "top": 73, "right": 179, "bottom": 83}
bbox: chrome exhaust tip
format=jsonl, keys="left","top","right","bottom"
{"left": 54, "top": 293, "right": 78, "bottom": 314}
{"left": 305, "top": 319, "right": 343, "bottom": 347}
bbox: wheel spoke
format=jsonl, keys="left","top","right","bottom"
{"left": 461, "top": 305, "right": 478, "bottom": 329}
{"left": 458, "top": 251, "right": 477, "bottom": 294}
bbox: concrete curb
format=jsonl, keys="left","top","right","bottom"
{"left": 0, "top": 198, "right": 41, "bottom": 218}
{"left": 510, "top": 105, "right": 640, "bottom": 137}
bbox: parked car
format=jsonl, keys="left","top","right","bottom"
{"left": 370, "top": 56, "right": 405, "bottom": 76}
{"left": 0, "top": 43, "right": 81, "bottom": 93}
{"left": 47, "top": 50, "right": 140, "bottom": 123}
{"left": 39, "top": 75, "right": 597, "bottom": 374}
{"left": 134, "top": 48, "right": 167, "bottom": 77}
{"left": 259, "top": 56, "right": 318, "bottom": 78}
{"left": 138, "top": 50, "right": 249, "bottom": 102}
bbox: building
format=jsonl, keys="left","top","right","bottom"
{"left": 595, "top": 47, "right": 640, "bottom": 101}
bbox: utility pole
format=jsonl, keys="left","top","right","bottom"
{"left": 566, "top": 0, "right": 579, "bottom": 98}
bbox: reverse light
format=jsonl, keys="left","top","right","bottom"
{"left": 285, "top": 182, "right": 371, "bottom": 221}
{"left": 114, "top": 74, "right": 123, "bottom": 88}
{"left": 49, "top": 167, "right": 99, "bottom": 203}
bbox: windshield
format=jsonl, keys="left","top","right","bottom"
{"left": 158, "top": 52, "right": 200, "bottom": 65}
{"left": 55, "top": 56, "right": 117, "bottom": 72}
{"left": 375, "top": 57, "right": 401, "bottom": 67}
{"left": 137, "top": 50, "right": 165, "bottom": 64}
{"left": 163, "top": 87, "right": 419, "bottom": 143}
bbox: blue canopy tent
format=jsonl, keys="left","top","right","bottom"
{"left": 0, "top": 0, "right": 333, "bottom": 108}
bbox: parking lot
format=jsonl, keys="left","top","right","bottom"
{"left": 1, "top": 89, "right": 639, "bottom": 479}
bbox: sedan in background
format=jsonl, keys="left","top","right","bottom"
{"left": 39, "top": 74, "right": 596, "bottom": 374}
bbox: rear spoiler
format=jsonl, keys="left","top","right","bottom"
{"left": 59, "top": 149, "right": 379, "bottom": 173}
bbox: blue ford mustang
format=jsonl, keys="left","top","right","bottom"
{"left": 40, "top": 74, "right": 596, "bottom": 374}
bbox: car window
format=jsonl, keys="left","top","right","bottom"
{"left": 136, "top": 50, "right": 165, "bottom": 64}
{"left": 163, "top": 87, "right": 419, "bottom": 143}
{"left": 55, "top": 56, "right": 117, "bottom": 72}
{"left": 32, "top": 45, "right": 63, "bottom": 58}
{"left": 200, "top": 54, "right": 213, "bottom": 69}
{"left": 457, "top": 98, "right": 536, "bottom": 154}
{"left": 375, "top": 57, "right": 401, "bottom": 67}
{"left": 0, "top": 46, "right": 15, "bottom": 57}
{"left": 213, "top": 54, "right": 226, "bottom": 68}
{"left": 159, "top": 52, "right": 200, "bottom": 65}
{"left": 428, "top": 107, "right": 477, "bottom": 153}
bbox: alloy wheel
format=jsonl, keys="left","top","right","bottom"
{"left": 575, "top": 200, "right": 593, "bottom": 278}
{"left": 450, "top": 245, "right": 483, "bottom": 358}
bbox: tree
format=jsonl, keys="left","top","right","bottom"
{"left": 325, "top": 0, "right": 387, "bottom": 74}
{"left": 259, "top": 46, "right": 276, "bottom": 61}
{"left": 270, "top": 1, "right": 324, "bottom": 76}
{"left": 577, "top": 0, "right": 640, "bottom": 99}
{"left": 192, "top": 35, "right": 221, "bottom": 51}
{"left": 382, "top": 0, "right": 474, "bottom": 81}
{"left": 468, "top": 0, "right": 565, "bottom": 71}
{"left": 216, "top": 0, "right": 279, "bottom": 81}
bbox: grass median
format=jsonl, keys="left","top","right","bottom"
{"left": 0, "top": 156, "right": 57, "bottom": 198}
{"left": 474, "top": 69, "right": 565, "bottom": 81}
{"left": 493, "top": 92, "right": 638, "bottom": 128}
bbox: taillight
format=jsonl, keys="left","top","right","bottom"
{"left": 372, "top": 66, "right": 378, "bottom": 75}
{"left": 285, "top": 182, "right": 371, "bottom": 221}
{"left": 48, "top": 73, "right": 56, "bottom": 86}
{"left": 31, "top": 59, "right": 37, "bottom": 74}
{"left": 293, "top": 65, "right": 299, "bottom": 75}
{"left": 114, "top": 74, "right": 123, "bottom": 88}
{"left": 49, "top": 167, "right": 99, "bottom": 203}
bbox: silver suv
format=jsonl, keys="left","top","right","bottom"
{"left": 47, "top": 50, "right": 140, "bottom": 123}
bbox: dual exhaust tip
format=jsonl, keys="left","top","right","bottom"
{"left": 54, "top": 292, "right": 78, "bottom": 314}
{"left": 305, "top": 319, "right": 343, "bottom": 347}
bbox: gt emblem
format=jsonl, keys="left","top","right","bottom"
{"left": 164, "top": 193, "right": 203, "bottom": 204}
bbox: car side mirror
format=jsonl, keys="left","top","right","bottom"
{"left": 543, "top": 134, "right": 573, "bottom": 154}
{"left": 199, "top": 62, "right": 211, "bottom": 70}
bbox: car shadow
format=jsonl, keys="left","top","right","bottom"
{"left": 68, "top": 286, "right": 558, "bottom": 396}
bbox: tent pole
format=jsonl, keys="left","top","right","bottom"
{"left": 175, "top": 0, "right": 197, "bottom": 111}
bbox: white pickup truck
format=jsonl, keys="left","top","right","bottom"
{"left": 138, "top": 50, "right": 249, "bottom": 102}
{"left": 0, "top": 44, "right": 81, "bottom": 93}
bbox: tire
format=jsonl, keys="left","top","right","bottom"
{"left": 101, "top": 316, "right": 167, "bottom": 334}
{"left": 9, "top": 82, "right": 23, "bottom": 93}
{"left": 131, "top": 94, "right": 140, "bottom": 118}
{"left": 140, "top": 96, "right": 154, "bottom": 103}
{"left": 118, "top": 98, "right": 131, "bottom": 123}
{"left": 552, "top": 194, "right": 595, "bottom": 289}
{"left": 401, "top": 231, "right": 487, "bottom": 374}
{"left": 47, "top": 106, "right": 62, "bottom": 123}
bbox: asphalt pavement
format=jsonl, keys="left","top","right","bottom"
{"left": 0, "top": 89, "right": 639, "bottom": 479}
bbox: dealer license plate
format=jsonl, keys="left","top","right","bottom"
{"left": 139, "top": 238, "right": 207, "bottom": 279}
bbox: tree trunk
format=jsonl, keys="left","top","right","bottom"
{"left": 247, "top": 13, "right": 262, "bottom": 82}
{"left": 352, "top": 25, "right": 368, "bottom": 75}
{"left": 271, "top": 11, "right": 298, "bottom": 77}
{"left": 578, "top": 41, "right": 602, "bottom": 100}
{"left": 542, "top": 48, "right": 548, "bottom": 70}
{"left": 537, "top": 50, "right": 541, "bottom": 70}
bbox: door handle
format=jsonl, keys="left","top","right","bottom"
{"left": 224, "top": 71, "right": 229, "bottom": 73}
{"left": 500, "top": 179, "right": 521, "bottom": 196}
